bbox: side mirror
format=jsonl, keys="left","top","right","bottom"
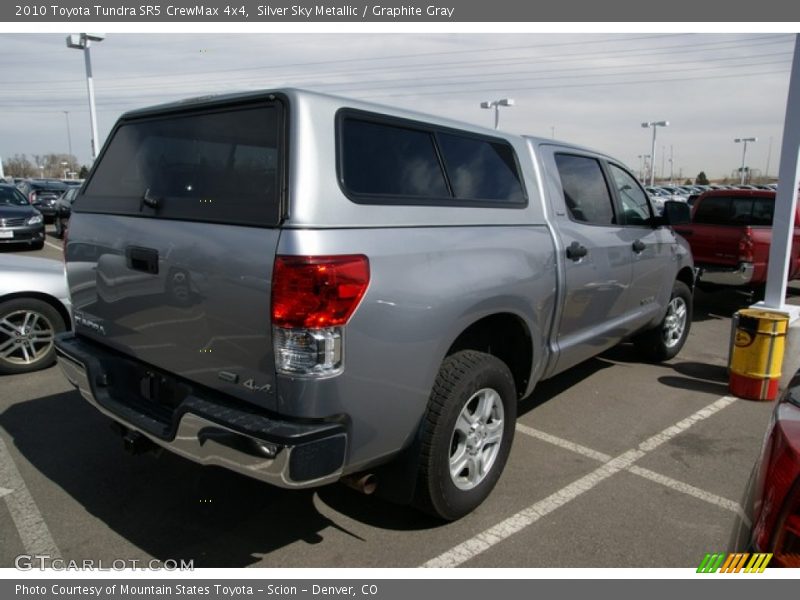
{"left": 662, "top": 200, "right": 691, "bottom": 226}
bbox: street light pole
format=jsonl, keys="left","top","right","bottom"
{"left": 669, "top": 145, "right": 674, "bottom": 184}
{"left": 642, "top": 121, "right": 669, "bottom": 186}
{"left": 67, "top": 33, "right": 105, "bottom": 161}
{"left": 63, "top": 111, "right": 73, "bottom": 159}
{"left": 480, "top": 98, "right": 514, "bottom": 130}
{"left": 735, "top": 137, "right": 757, "bottom": 185}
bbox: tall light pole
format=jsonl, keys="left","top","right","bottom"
{"left": 735, "top": 137, "right": 757, "bottom": 185}
{"left": 66, "top": 33, "right": 105, "bottom": 161}
{"left": 480, "top": 98, "right": 514, "bottom": 130}
{"left": 765, "top": 136, "right": 773, "bottom": 181}
{"left": 63, "top": 110, "right": 73, "bottom": 159}
{"left": 669, "top": 145, "right": 674, "bottom": 184}
{"left": 641, "top": 120, "right": 669, "bottom": 186}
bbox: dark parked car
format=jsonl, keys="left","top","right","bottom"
{"left": 730, "top": 370, "right": 800, "bottom": 567}
{"left": 0, "top": 184, "right": 45, "bottom": 250}
{"left": 16, "top": 179, "right": 68, "bottom": 223}
{"left": 53, "top": 186, "right": 78, "bottom": 238}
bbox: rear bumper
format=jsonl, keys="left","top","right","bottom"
{"left": 34, "top": 206, "right": 57, "bottom": 217}
{"left": 54, "top": 333, "right": 347, "bottom": 489}
{"left": 698, "top": 262, "right": 755, "bottom": 287}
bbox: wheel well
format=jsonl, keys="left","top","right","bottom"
{"left": 0, "top": 292, "right": 72, "bottom": 330}
{"left": 677, "top": 266, "right": 695, "bottom": 291}
{"left": 447, "top": 313, "right": 532, "bottom": 398}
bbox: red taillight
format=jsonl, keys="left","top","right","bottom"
{"left": 271, "top": 255, "right": 369, "bottom": 329}
{"left": 753, "top": 399, "right": 800, "bottom": 567}
{"left": 738, "top": 226, "right": 754, "bottom": 263}
{"left": 773, "top": 508, "right": 800, "bottom": 567}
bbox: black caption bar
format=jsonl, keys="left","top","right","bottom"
{"left": 3, "top": 0, "right": 800, "bottom": 22}
{"left": 3, "top": 580, "right": 796, "bottom": 600}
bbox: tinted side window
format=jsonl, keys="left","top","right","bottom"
{"left": 694, "top": 197, "right": 732, "bottom": 225}
{"left": 437, "top": 133, "right": 525, "bottom": 202}
{"left": 81, "top": 103, "right": 283, "bottom": 227}
{"left": 341, "top": 119, "right": 448, "bottom": 198}
{"left": 751, "top": 198, "right": 775, "bottom": 225}
{"left": 609, "top": 164, "right": 651, "bottom": 225}
{"left": 554, "top": 154, "right": 616, "bottom": 225}
{"left": 0, "top": 187, "right": 28, "bottom": 206}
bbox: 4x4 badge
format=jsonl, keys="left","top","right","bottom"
{"left": 242, "top": 378, "right": 271, "bottom": 393}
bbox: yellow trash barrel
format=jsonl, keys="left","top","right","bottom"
{"left": 729, "top": 308, "right": 789, "bottom": 401}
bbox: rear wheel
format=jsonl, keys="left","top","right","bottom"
{"left": 634, "top": 280, "right": 692, "bottom": 361}
{"left": 0, "top": 298, "right": 66, "bottom": 374}
{"left": 414, "top": 350, "right": 516, "bottom": 521}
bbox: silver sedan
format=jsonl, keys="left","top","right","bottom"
{"left": 0, "top": 254, "right": 71, "bottom": 374}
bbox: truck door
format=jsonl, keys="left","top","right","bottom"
{"left": 606, "top": 162, "right": 677, "bottom": 330}
{"left": 541, "top": 150, "right": 634, "bottom": 374}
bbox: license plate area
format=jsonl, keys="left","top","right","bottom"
{"left": 104, "top": 358, "right": 191, "bottom": 425}
{"left": 138, "top": 369, "right": 189, "bottom": 413}
{"left": 0, "top": 229, "right": 13, "bottom": 239}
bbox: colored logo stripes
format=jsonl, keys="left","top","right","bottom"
{"left": 697, "top": 552, "right": 772, "bottom": 573}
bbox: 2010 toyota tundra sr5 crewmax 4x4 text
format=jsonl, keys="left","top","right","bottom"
{"left": 55, "top": 89, "right": 695, "bottom": 520}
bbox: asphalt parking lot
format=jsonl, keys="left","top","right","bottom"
{"left": 0, "top": 229, "right": 795, "bottom": 568}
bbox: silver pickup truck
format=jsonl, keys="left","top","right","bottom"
{"left": 55, "top": 89, "right": 694, "bottom": 520}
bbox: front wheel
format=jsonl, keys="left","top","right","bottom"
{"left": 414, "top": 350, "right": 516, "bottom": 521}
{"left": 634, "top": 280, "right": 692, "bottom": 361}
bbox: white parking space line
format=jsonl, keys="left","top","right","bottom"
{"left": 515, "top": 423, "right": 612, "bottom": 462}
{"left": 515, "top": 412, "right": 747, "bottom": 520}
{"left": 43, "top": 240, "right": 62, "bottom": 252}
{"left": 0, "top": 435, "right": 61, "bottom": 558}
{"left": 423, "top": 394, "right": 737, "bottom": 568}
{"left": 627, "top": 466, "right": 750, "bottom": 526}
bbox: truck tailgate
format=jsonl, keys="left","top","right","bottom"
{"left": 66, "top": 214, "right": 281, "bottom": 411}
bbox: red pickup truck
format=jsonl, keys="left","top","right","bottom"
{"left": 674, "top": 190, "right": 800, "bottom": 293}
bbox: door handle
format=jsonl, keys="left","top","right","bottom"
{"left": 632, "top": 240, "right": 647, "bottom": 253}
{"left": 566, "top": 241, "right": 588, "bottom": 261}
{"left": 126, "top": 246, "right": 159, "bottom": 274}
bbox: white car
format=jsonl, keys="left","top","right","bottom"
{"left": 0, "top": 254, "right": 71, "bottom": 374}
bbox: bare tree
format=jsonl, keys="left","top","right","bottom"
{"left": 3, "top": 154, "right": 37, "bottom": 177}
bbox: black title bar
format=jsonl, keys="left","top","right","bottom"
{"left": 3, "top": 0, "right": 800, "bottom": 22}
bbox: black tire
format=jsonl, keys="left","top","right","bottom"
{"left": 633, "top": 280, "right": 692, "bottom": 362}
{"left": 750, "top": 283, "right": 767, "bottom": 303}
{"left": 414, "top": 350, "right": 517, "bottom": 521}
{"left": 0, "top": 298, "right": 66, "bottom": 375}
{"left": 30, "top": 240, "right": 44, "bottom": 251}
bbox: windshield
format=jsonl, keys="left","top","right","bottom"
{"left": 0, "top": 187, "right": 29, "bottom": 206}
{"left": 33, "top": 182, "right": 67, "bottom": 192}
